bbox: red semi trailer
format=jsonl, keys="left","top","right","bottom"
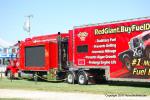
{"left": 6, "top": 17, "right": 150, "bottom": 84}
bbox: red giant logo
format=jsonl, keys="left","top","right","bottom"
{"left": 78, "top": 32, "right": 88, "bottom": 41}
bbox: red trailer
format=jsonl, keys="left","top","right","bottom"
{"left": 7, "top": 17, "right": 150, "bottom": 85}
{"left": 18, "top": 33, "right": 69, "bottom": 80}
{"left": 70, "top": 17, "right": 150, "bottom": 84}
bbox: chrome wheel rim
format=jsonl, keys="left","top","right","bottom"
{"left": 79, "top": 74, "right": 85, "bottom": 84}
{"left": 67, "top": 74, "right": 73, "bottom": 83}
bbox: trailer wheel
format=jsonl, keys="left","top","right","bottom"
{"left": 78, "top": 71, "right": 88, "bottom": 85}
{"left": 7, "top": 70, "right": 13, "bottom": 79}
{"left": 66, "top": 71, "right": 76, "bottom": 84}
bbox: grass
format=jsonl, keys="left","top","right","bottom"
{"left": 0, "top": 78, "right": 150, "bottom": 95}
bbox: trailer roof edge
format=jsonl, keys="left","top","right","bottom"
{"left": 73, "top": 16, "right": 150, "bottom": 29}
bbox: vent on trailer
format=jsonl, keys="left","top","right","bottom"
{"left": 25, "top": 45, "right": 45, "bottom": 67}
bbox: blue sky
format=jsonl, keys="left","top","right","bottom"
{"left": 0, "top": 0, "right": 149, "bottom": 44}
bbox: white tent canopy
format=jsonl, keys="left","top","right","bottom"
{"left": 0, "top": 38, "right": 12, "bottom": 48}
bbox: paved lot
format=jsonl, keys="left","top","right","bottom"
{"left": 0, "top": 89, "right": 105, "bottom": 100}
{"left": 0, "top": 89, "right": 149, "bottom": 100}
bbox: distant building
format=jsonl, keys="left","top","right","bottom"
{"left": 0, "top": 47, "right": 18, "bottom": 65}
{"left": 0, "top": 38, "right": 17, "bottom": 66}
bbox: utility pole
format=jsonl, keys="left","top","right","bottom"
{"left": 24, "top": 15, "right": 33, "bottom": 36}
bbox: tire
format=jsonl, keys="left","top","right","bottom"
{"left": 7, "top": 70, "right": 13, "bottom": 79}
{"left": 123, "top": 56, "right": 132, "bottom": 71}
{"left": 145, "top": 47, "right": 150, "bottom": 59}
{"left": 78, "top": 71, "right": 88, "bottom": 85}
{"left": 66, "top": 71, "right": 76, "bottom": 84}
